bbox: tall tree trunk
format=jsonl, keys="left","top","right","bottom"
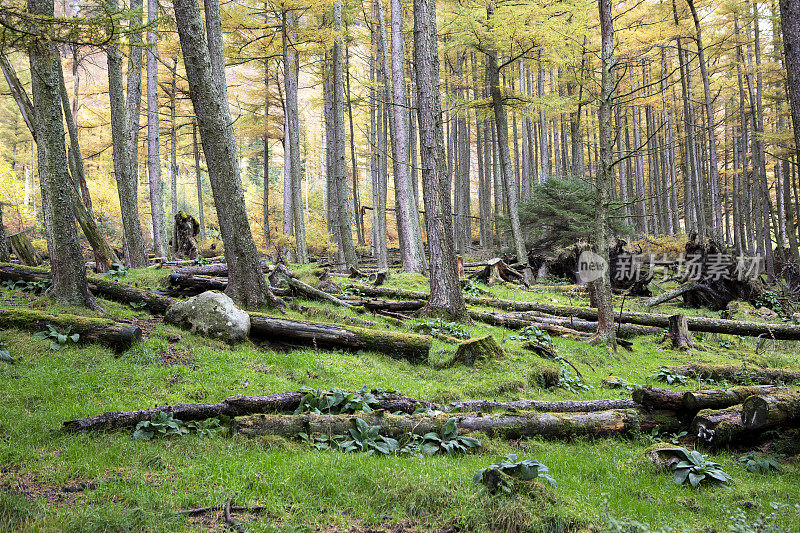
{"left": 538, "top": 51, "right": 549, "bottom": 181}
{"left": 169, "top": 59, "right": 179, "bottom": 257}
{"left": 263, "top": 48, "right": 271, "bottom": 250}
{"left": 147, "top": 0, "right": 167, "bottom": 258}
{"left": 345, "top": 45, "right": 365, "bottom": 246}
{"left": 485, "top": 10, "right": 532, "bottom": 283}
{"left": 107, "top": 0, "right": 148, "bottom": 267}
{"left": 192, "top": 120, "right": 205, "bottom": 243}
{"left": 376, "top": 0, "right": 426, "bottom": 272}
{"left": 686, "top": 0, "right": 723, "bottom": 241}
{"left": 173, "top": 0, "right": 275, "bottom": 308}
{"left": 780, "top": 0, "right": 800, "bottom": 263}
{"left": 595, "top": 0, "right": 617, "bottom": 345}
{"left": 414, "top": 0, "right": 466, "bottom": 318}
{"left": 28, "top": 0, "right": 92, "bottom": 306}
{"left": 332, "top": 0, "right": 358, "bottom": 268}
{"left": 282, "top": 9, "right": 308, "bottom": 263}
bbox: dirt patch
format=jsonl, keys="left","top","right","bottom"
{"left": 160, "top": 345, "right": 192, "bottom": 366}
{"left": 128, "top": 316, "right": 163, "bottom": 337}
{"left": 0, "top": 467, "right": 95, "bottom": 508}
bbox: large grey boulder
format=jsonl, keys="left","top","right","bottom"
{"left": 166, "top": 290, "right": 250, "bottom": 343}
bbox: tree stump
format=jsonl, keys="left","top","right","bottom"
{"left": 174, "top": 212, "right": 200, "bottom": 260}
{"left": 8, "top": 232, "right": 42, "bottom": 266}
{"left": 372, "top": 270, "right": 387, "bottom": 286}
{"left": 667, "top": 314, "right": 694, "bottom": 350}
{"left": 449, "top": 335, "right": 505, "bottom": 366}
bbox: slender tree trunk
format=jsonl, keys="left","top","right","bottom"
{"left": 173, "top": 0, "right": 275, "bottom": 308}
{"left": 538, "top": 52, "right": 550, "bottom": 181}
{"left": 485, "top": 11, "right": 532, "bottom": 282}
{"left": 332, "top": 0, "right": 358, "bottom": 268}
{"left": 192, "top": 120, "right": 205, "bottom": 243}
{"left": 345, "top": 45, "right": 364, "bottom": 246}
{"left": 595, "top": 0, "right": 617, "bottom": 345}
{"left": 283, "top": 9, "right": 308, "bottom": 263}
{"left": 107, "top": 0, "right": 148, "bottom": 267}
{"left": 687, "top": 0, "right": 723, "bottom": 241}
{"left": 169, "top": 59, "right": 179, "bottom": 257}
{"left": 147, "top": 0, "right": 167, "bottom": 258}
{"left": 414, "top": 0, "right": 466, "bottom": 318}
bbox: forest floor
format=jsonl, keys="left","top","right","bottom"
{"left": 1, "top": 266, "right": 799, "bottom": 532}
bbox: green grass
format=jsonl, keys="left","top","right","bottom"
{"left": 1, "top": 269, "right": 799, "bottom": 532}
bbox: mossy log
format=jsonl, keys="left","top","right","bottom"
{"left": 172, "top": 260, "right": 271, "bottom": 276}
{"left": 0, "top": 308, "right": 141, "bottom": 351}
{"left": 691, "top": 407, "right": 746, "bottom": 445}
{"left": 248, "top": 313, "right": 431, "bottom": 364}
{"left": 167, "top": 273, "right": 291, "bottom": 298}
{"left": 668, "top": 364, "right": 800, "bottom": 385}
{"left": 444, "top": 398, "right": 637, "bottom": 413}
{"left": 362, "top": 300, "right": 427, "bottom": 313}
{"left": 346, "top": 285, "right": 800, "bottom": 340}
{"left": 682, "top": 386, "right": 779, "bottom": 411}
{"left": 286, "top": 277, "right": 353, "bottom": 308}
{"left": 62, "top": 391, "right": 433, "bottom": 432}
{"left": 235, "top": 408, "right": 681, "bottom": 440}
{"left": 448, "top": 335, "right": 504, "bottom": 366}
{"left": 468, "top": 310, "right": 660, "bottom": 338}
{"left": 0, "top": 263, "right": 176, "bottom": 315}
{"left": 632, "top": 386, "right": 685, "bottom": 411}
{"left": 741, "top": 391, "right": 800, "bottom": 430}
{"left": 8, "top": 231, "right": 41, "bottom": 266}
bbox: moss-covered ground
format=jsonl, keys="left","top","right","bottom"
{"left": 1, "top": 266, "right": 799, "bottom": 532}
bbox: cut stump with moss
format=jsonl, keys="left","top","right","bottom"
{"left": 449, "top": 335, "right": 504, "bottom": 366}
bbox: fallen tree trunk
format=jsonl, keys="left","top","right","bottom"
{"left": 235, "top": 408, "right": 682, "bottom": 440}
{"left": 167, "top": 273, "right": 291, "bottom": 298}
{"left": 62, "top": 391, "right": 434, "bottom": 432}
{"left": 286, "top": 277, "right": 353, "bottom": 308}
{"left": 248, "top": 313, "right": 431, "bottom": 364}
{"left": 468, "top": 310, "right": 660, "bottom": 338}
{"left": 741, "top": 391, "right": 800, "bottom": 430}
{"left": 632, "top": 387, "right": 685, "bottom": 411}
{"left": 0, "top": 308, "right": 141, "bottom": 351}
{"left": 0, "top": 263, "right": 176, "bottom": 315}
{"left": 682, "top": 386, "right": 779, "bottom": 411}
{"left": 668, "top": 364, "right": 800, "bottom": 385}
{"left": 644, "top": 283, "right": 698, "bottom": 308}
{"left": 363, "top": 300, "right": 427, "bottom": 313}
{"left": 172, "top": 260, "right": 271, "bottom": 276}
{"left": 345, "top": 285, "right": 800, "bottom": 340}
{"left": 8, "top": 232, "right": 41, "bottom": 265}
{"left": 444, "top": 398, "right": 637, "bottom": 413}
{"left": 691, "top": 407, "right": 746, "bottom": 445}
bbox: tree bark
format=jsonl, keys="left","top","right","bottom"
{"left": 413, "top": 0, "right": 466, "bottom": 319}
{"left": 683, "top": 386, "right": 779, "bottom": 411}
{"left": 691, "top": 407, "right": 746, "bottom": 445}
{"left": 173, "top": 0, "right": 274, "bottom": 308}
{"left": 593, "top": 0, "right": 616, "bottom": 345}
{"left": 332, "top": 1, "right": 358, "bottom": 269}
{"left": 27, "top": 0, "right": 93, "bottom": 306}
{"left": 147, "top": 0, "right": 168, "bottom": 258}
{"left": 282, "top": 9, "right": 308, "bottom": 263}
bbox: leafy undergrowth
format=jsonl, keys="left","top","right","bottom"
{"left": 1, "top": 268, "right": 799, "bottom": 532}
